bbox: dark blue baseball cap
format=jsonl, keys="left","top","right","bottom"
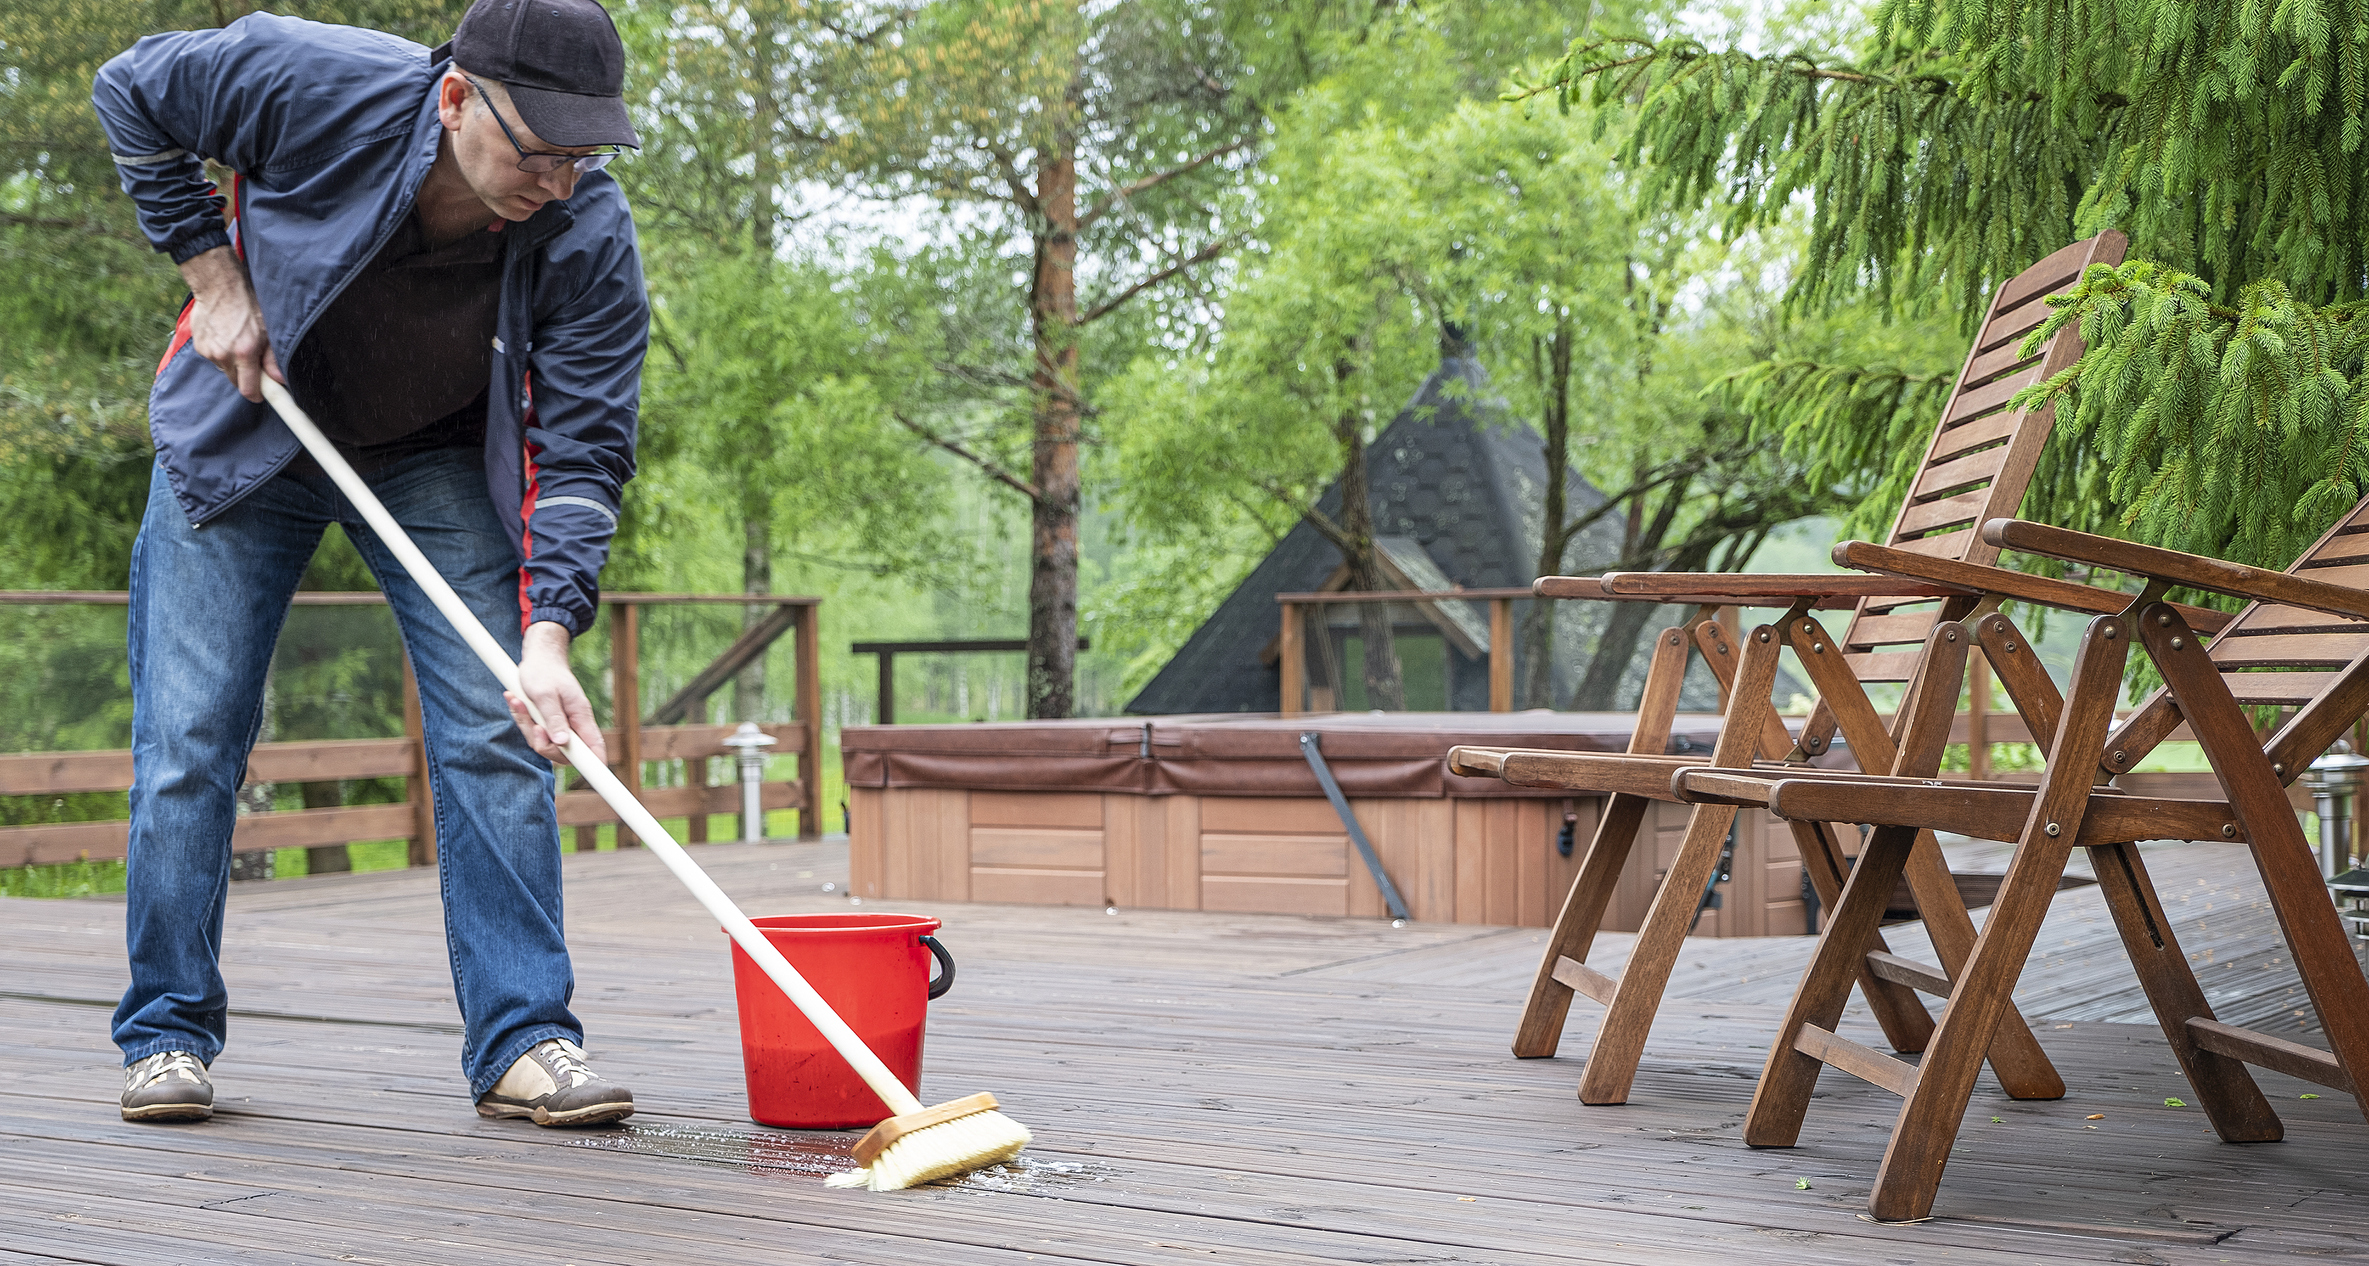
{"left": 433, "top": 0, "right": 641, "bottom": 149}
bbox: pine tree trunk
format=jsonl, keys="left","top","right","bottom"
{"left": 735, "top": 11, "right": 780, "bottom": 730}
{"left": 1332, "top": 381, "right": 1402, "bottom": 710}
{"left": 1518, "top": 318, "right": 1573, "bottom": 708}
{"left": 750, "top": 6, "right": 777, "bottom": 257}
{"left": 735, "top": 500, "right": 771, "bottom": 724}
{"left": 1025, "top": 87, "right": 1083, "bottom": 720}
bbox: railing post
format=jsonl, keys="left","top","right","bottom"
{"left": 1279, "top": 601, "right": 1303, "bottom": 716}
{"left": 614, "top": 602, "right": 642, "bottom": 848}
{"left": 795, "top": 601, "right": 823, "bottom": 840}
{"left": 877, "top": 649, "right": 896, "bottom": 725}
{"left": 400, "top": 652, "right": 437, "bottom": 868}
{"left": 570, "top": 612, "right": 597, "bottom": 854}
{"left": 1968, "top": 652, "right": 1992, "bottom": 781}
{"left": 1489, "top": 597, "right": 1513, "bottom": 712}
{"left": 1714, "top": 605, "right": 1741, "bottom": 713}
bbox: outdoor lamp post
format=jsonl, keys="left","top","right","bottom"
{"left": 721, "top": 723, "right": 778, "bottom": 844}
{"left": 2309, "top": 741, "right": 2369, "bottom": 938}
{"left": 2305, "top": 741, "right": 2369, "bottom": 876}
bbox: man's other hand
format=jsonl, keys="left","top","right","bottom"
{"left": 178, "top": 245, "right": 284, "bottom": 403}
{"left": 508, "top": 621, "right": 607, "bottom": 764}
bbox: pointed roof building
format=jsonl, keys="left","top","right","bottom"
{"left": 1127, "top": 340, "right": 1655, "bottom": 715}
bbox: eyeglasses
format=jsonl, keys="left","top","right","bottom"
{"left": 465, "top": 76, "right": 620, "bottom": 174}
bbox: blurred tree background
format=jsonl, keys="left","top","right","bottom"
{"left": 3, "top": 0, "right": 2029, "bottom": 885}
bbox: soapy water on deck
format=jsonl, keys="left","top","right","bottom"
{"left": 558, "top": 1121, "right": 1110, "bottom": 1189}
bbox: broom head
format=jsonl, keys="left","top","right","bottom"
{"left": 824, "top": 1092, "right": 1031, "bottom": 1191}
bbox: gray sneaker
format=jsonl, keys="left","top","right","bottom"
{"left": 122, "top": 1051, "right": 213, "bottom": 1123}
{"left": 474, "top": 1038, "right": 633, "bottom": 1127}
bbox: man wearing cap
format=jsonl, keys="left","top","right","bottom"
{"left": 93, "top": 0, "right": 647, "bottom": 1127}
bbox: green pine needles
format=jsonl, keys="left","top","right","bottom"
{"left": 1714, "top": 359, "right": 1958, "bottom": 542}
{"left": 2019, "top": 263, "right": 2369, "bottom": 570}
{"left": 1512, "top": 0, "right": 2369, "bottom": 569}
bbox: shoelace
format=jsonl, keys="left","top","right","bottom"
{"left": 133, "top": 1051, "right": 204, "bottom": 1087}
{"left": 541, "top": 1043, "right": 597, "bottom": 1090}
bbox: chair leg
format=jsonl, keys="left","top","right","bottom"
{"left": 1575, "top": 800, "right": 1738, "bottom": 1104}
{"left": 1745, "top": 822, "right": 1920, "bottom": 1146}
{"left": 1514, "top": 792, "right": 1649, "bottom": 1058}
{"left": 1796, "top": 819, "right": 1936, "bottom": 1054}
{"left": 1900, "top": 828, "right": 2066, "bottom": 1100}
{"left": 2084, "top": 840, "right": 2281, "bottom": 1141}
{"left": 2142, "top": 603, "right": 2369, "bottom": 1123}
{"left": 1865, "top": 613, "right": 2131, "bottom": 1222}
{"left": 1869, "top": 821, "right": 2079, "bottom": 1219}
{"left": 1819, "top": 615, "right": 2065, "bottom": 1095}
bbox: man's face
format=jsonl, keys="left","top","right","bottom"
{"left": 435, "top": 72, "right": 599, "bottom": 220}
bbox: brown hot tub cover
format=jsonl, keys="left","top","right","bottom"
{"left": 839, "top": 711, "right": 1726, "bottom": 799}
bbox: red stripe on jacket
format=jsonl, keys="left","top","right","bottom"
{"left": 517, "top": 376, "right": 538, "bottom": 631}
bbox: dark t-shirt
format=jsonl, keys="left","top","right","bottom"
{"left": 287, "top": 211, "right": 505, "bottom": 473}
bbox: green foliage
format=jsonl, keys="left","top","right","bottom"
{"left": 1712, "top": 353, "right": 1959, "bottom": 543}
{"left": 1514, "top": 0, "right": 2369, "bottom": 571}
{"left": 2017, "top": 262, "right": 2369, "bottom": 567}
{"left": 1515, "top": 39, "right": 2099, "bottom": 322}
{"left": 634, "top": 245, "right": 946, "bottom": 575}
{"left": 0, "top": 857, "right": 127, "bottom": 899}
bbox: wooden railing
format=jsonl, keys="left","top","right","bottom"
{"left": 850, "top": 636, "right": 1089, "bottom": 724}
{"left": 0, "top": 591, "right": 823, "bottom": 869}
{"left": 1274, "top": 588, "right": 1532, "bottom": 715}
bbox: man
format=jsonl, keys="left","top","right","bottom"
{"left": 92, "top": 0, "right": 648, "bottom": 1126}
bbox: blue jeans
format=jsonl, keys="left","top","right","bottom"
{"left": 116, "top": 450, "right": 581, "bottom": 1097}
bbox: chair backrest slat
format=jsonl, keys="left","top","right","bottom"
{"left": 1835, "top": 231, "right": 2129, "bottom": 677}
{"left": 2097, "top": 496, "right": 2369, "bottom": 779}
{"left": 2225, "top": 672, "right": 2344, "bottom": 706}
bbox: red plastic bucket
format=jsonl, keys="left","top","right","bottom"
{"left": 728, "top": 913, "right": 951, "bottom": 1128}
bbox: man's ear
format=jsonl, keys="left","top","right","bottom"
{"left": 435, "top": 72, "right": 471, "bottom": 131}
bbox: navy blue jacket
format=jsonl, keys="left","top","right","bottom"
{"left": 93, "top": 13, "right": 645, "bottom": 637}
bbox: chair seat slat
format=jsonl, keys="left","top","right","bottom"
{"left": 2208, "top": 631, "right": 2369, "bottom": 668}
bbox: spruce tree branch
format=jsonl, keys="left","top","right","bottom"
{"left": 893, "top": 412, "right": 1042, "bottom": 501}
{"left": 1079, "top": 235, "right": 1240, "bottom": 324}
{"left": 1078, "top": 138, "right": 1254, "bottom": 230}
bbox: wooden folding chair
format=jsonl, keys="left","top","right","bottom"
{"left": 1714, "top": 511, "right": 2369, "bottom": 1222}
{"left": 1446, "top": 232, "right": 2131, "bottom": 1106}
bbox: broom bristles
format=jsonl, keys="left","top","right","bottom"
{"left": 825, "top": 1106, "right": 1031, "bottom": 1191}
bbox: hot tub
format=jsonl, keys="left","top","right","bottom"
{"left": 841, "top": 712, "right": 1814, "bottom": 936}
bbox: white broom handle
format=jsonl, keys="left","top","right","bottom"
{"left": 260, "top": 380, "right": 926, "bottom": 1119}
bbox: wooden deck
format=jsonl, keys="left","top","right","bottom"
{"left": 7, "top": 838, "right": 2369, "bottom": 1264}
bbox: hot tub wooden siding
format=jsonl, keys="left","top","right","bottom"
{"left": 848, "top": 765, "right": 1810, "bottom": 936}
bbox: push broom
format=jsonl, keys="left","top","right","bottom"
{"left": 261, "top": 379, "right": 1028, "bottom": 1191}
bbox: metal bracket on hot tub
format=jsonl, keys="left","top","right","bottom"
{"left": 1298, "top": 731, "right": 1412, "bottom": 923}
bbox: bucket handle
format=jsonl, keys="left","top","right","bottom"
{"left": 921, "top": 934, "right": 955, "bottom": 1000}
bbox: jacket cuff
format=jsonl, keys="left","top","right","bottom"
{"left": 166, "top": 226, "right": 231, "bottom": 265}
{"left": 526, "top": 604, "right": 592, "bottom": 639}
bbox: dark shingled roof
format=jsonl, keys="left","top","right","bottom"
{"left": 1128, "top": 343, "right": 1729, "bottom": 715}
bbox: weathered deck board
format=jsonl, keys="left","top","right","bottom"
{"left": 5, "top": 840, "right": 2368, "bottom": 1264}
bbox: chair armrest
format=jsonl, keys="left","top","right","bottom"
{"left": 1832, "top": 539, "right": 2237, "bottom": 630}
{"left": 1981, "top": 519, "right": 2369, "bottom": 622}
{"left": 1534, "top": 572, "right": 1968, "bottom": 608}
